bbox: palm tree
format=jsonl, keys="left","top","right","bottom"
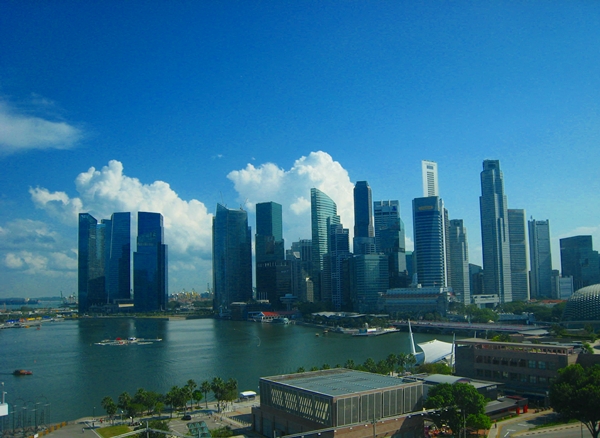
{"left": 201, "top": 380, "right": 211, "bottom": 409}
{"left": 185, "top": 379, "right": 197, "bottom": 412}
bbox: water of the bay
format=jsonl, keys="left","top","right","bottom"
{"left": 0, "top": 318, "right": 454, "bottom": 423}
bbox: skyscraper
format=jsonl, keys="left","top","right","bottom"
{"left": 508, "top": 209, "right": 530, "bottom": 302}
{"left": 349, "top": 254, "right": 389, "bottom": 313}
{"left": 412, "top": 196, "right": 447, "bottom": 287}
{"left": 480, "top": 159, "right": 512, "bottom": 303}
{"left": 422, "top": 160, "right": 439, "bottom": 197}
{"left": 288, "top": 239, "right": 313, "bottom": 302}
{"left": 528, "top": 219, "right": 553, "bottom": 299}
{"left": 212, "top": 204, "right": 253, "bottom": 312}
{"left": 374, "top": 200, "right": 407, "bottom": 288}
{"left": 106, "top": 212, "right": 131, "bottom": 302}
{"left": 310, "top": 188, "right": 338, "bottom": 301}
{"left": 448, "top": 219, "right": 470, "bottom": 305}
{"left": 134, "top": 212, "right": 168, "bottom": 312}
{"left": 322, "top": 219, "right": 351, "bottom": 310}
{"left": 255, "top": 202, "right": 291, "bottom": 308}
{"left": 78, "top": 213, "right": 105, "bottom": 312}
{"left": 560, "top": 235, "right": 600, "bottom": 290}
{"left": 353, "top": 181, "right": 375, "bottom": 255}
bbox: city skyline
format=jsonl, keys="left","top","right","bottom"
{"left": 2, "top": 2, "right": 600, "bottom": 297}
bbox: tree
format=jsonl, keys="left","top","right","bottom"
{"left": 201, "top": 380, "right": 212, "bottom": 409}
{"left": 185, "top": 379, "right": 197, "bottom": 411}
{"left": 424, "top": 383, "right": 488, "bottom": 437}
{"left": 101, "top": 396, "right": 117, "bottom": 424}
{"left": 211, "top": 377, "right": 226, "bottom": 412}
{"left": 134, "top": 419, "right": 170, "bottom": 438}
{"left": 192, "top": 389, "right": 203, "bottom": 408}
{"left": 415, "top": 362, "right": 452, "bottom": 375}
{"left": 550, "top": 364, "right": 600, "bottom": 438}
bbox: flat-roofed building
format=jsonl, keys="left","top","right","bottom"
{"left": 252, "top": 368, "right": 424, "bottom": 438}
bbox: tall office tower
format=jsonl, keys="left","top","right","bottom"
{"left": 106, "top": 212, "right": 131, "bottom": 302}
{"left": 412, "top": 196, "right": 447, "bottom": 287}
{"left": 255, "top": 202, "right": 290, "bottom": 308}
{"left": 349, "top": 254, "right": 389, "bottom": 313}
{"left": 134, "top": 212, "right": 168, "bottom": 312}
{"left": 508, "top": 209, "right": 530, "bottom": 302}
{"left": 529, "top": 219, "right": 553, "bottom": 299}
{"left": 374, "top": 200, "right": 407, "bottom": 288}
{"left": 310, "top": 188, "right": 339, "bottom": 301}
{"left": 353, "top": 181, "right": 375, "bottom": 255}
{"left": 78, "top": 213, "right": 106, "bottom": 312}
{"left": 289, "top": 239, "right": 313, "bottom": 302}
{"left": 422, "top": 160, "right": 439, "bottom": 197}
{"left": 322, "top": 220, "right": 351, "bottom": 310}
{"left": 469, "top": 264, "right": 484, "bottom": 296}
{"left": 560, "top": 235, "right": 600, "bottom": 290}
{"left": 480, "top": 159, "right": 512, "bottom": 303}
{"left": 212, "top": 204, "right": 252, "bottom": 312}
{"left": 448, "top": 219, "right": 470, "bottom": 305}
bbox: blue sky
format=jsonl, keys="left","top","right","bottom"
{"left": 1, "top": 1, "right": 600, "bottom": 298}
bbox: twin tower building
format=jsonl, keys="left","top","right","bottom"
{"left": 78, "top": 212, "right": 167, "bottom": 313}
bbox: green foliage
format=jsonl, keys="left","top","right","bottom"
{"left": 134, "top": 419, "right": 170, "bottom": 438}
{"left": 210, "top": 426, "right": 234, "bottom": 437}
{"left": 415, "top": 362, "right": 452, "bottom": 375}
{"left": 201, "top": 380, "right": 212, "bottom": 409}
{"left": 101, "top": 396, "right": 117, "bottom": 423}
{"left": 549, "top": 364, "right": 600, "bottom": 438}
{"left": 424, "top": 383, "right": 488, "bottom": 437}
{"left": 490, "top": 333, "right": 511, "bottom": 342}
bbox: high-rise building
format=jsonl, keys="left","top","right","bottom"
{"left": 508, "top": 209, "right": 530, "bottom": 302}
{"left": 212, "top": 204, "right": 252, "bottom": 312}
{"left": 322, "top": 219, "right": 351, "bottom": 310}
{"left": 255, "top": 202, "right": 291, "bottom": 308}
{"left": 311, "top": 188, "right": 339, "bottom": 301}
{"left": 469, "top": 263, "right": 484, "bottom": 296}
{"left": 480, "top": 160, "right": 512, "bottom": 303}
{"left": 78, "top": 213, "right": 105, "bottom": 312}
{"left": 529, "top": 219, "right": 553, "bottom": 299}
{"left": 287, "top": 239, "right": 313, "bottom": 302}
{"left": 134, "top": 212, "right": 168, "bottom": 312}
{"left": 105, "top": 212, "right": 131, "bottom": 302}
{"left": 353, "top": 181, "right": 375, "bottom": 255}
{"left": 349, "top": 254, "right": 389, "bottom": 313}
{"left": 422, "top": 160, "right": 439, "bottom": 197}
{"left": 560, "top": 235, "right": 600, "bottom": 290}
{"left": 374, "top": 200, "right": 407, "bottom": 288}
{"left": 412, "top": 196, "right": 447, "bottom": 287}
{"left": 448, "top": 219, "right": 470, "bottom": 305}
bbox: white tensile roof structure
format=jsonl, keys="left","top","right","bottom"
{"left": 408, "top": 320, "right": 455, "bottom": 365}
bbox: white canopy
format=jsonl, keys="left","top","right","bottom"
{"left": 417, "top": 339, "right": 454, "bottom": 364}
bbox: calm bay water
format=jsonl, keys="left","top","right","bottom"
{"left": 0, "top": 318, "right": 452, "bottom": 423}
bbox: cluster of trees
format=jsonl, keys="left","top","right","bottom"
{"left": 295, "top": 352, "right": 452, "bottom": 376}
{"left": 100, "top": 377, "right": 238, "bottom": 424}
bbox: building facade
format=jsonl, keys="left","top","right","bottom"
{"left": 133, "top": 212, "right": 168, "bottom": 312}
{"left": 78, "top": 213, "right": 104, "bottom": 312}
{"left": 212, "top": 204, "right": 252, "bottom": 312}
{"left": 480, "top": 160, "right": 512, "bottom": 303}
{"left": 353, "top": 181, "right": 376, "bottom": 255}
{"left": 374, "top": 200, "right": 407, "bottom": 288}
{"left": 349, "top": 254, "right": 389, "bottom": 313}
{"left": 322, "top": 220, "right": 351, "bottom": 311}
{"left": 560, "top": 235, "right": 600, "bottom": 290}
{"left": 508, "top": 209, "right": 530, "bottom": 302}
{"left": 528, "top": 219, "right": 553, "bottom": 299}
{"left": 105, "top": 212, "right": 131, "bottom": 303}
{"left": 422, "top": 160, "right": 439, "bottom": 197}
{"left": 311, "top": 188, "right": 339, "bottom": 301}
{"left": 448, "top": 219, "right": 470, "bottom": 305}
{"left": 412, "top": 196, "right": 447, "bottom": 288}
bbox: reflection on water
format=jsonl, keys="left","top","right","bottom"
{"left": 0, "top": 318, "right": 453, "bottom": 422}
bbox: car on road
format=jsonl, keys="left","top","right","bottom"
{"left": 182, "top": 414, "right": 192, "bottom": 421}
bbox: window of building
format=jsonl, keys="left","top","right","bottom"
{"left": 476, "top": 369, "right": 483, "bottom": 377}
{"left": 520, "top": 374, "right": 528, "bottom": 383}
{"left": 539, "top": 377, "right": 547, "bottom": 384}
{"left": 485, "top": 370, "right": 491, "bottom": 378}
{"left": 492, "top": 357, "right": 500, "bottom": 365}
{"left": 529, "top": 375, "right": 537, "bottom": 384}
{"left": 528, "top": 360, "right": 537, "bottom": 369}
{"left": 548, "top": 362, "right": 556, "bottom": 370}
{"left": 509, "top": 373, "right": 518, "bottom": 381}
{"left": 518, "top": 359, "right": 527, "bottom": 367}
{"left": 501, "top": 358, "right": 508, "bottom": 366}
{"left": 538, "top": 361, "right": 546, "bottom": 370}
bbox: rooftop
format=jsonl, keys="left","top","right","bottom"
{"left": 261, "top": 368, "right": 413, "bottom": 397}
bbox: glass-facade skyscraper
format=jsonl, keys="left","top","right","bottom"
{"left": 508, "top": 209, "right": 530, "bottom": 302}
{"left": 412, "top": 196, "right": 447, "bottom": 287}
{"left": 212, "top": 204, "right": 252, "bottom": 312}
{"left": 529, "top": 219, "right": 553, "bottom": 299}
{"left": 374, "top": 200, "right": 407, "bottom": 288}
{"left": 448, "top": 219, "right": 470, "bottom": 305}
{"left": 310, "top": 188, "right": 338, "bottom": 301}
{"left": 560, "top": 235, "right": 600, "bottom": 291}
{"left": 106, "top": 212, "right": 131, "bottom": 302}
{"left": 353, "top": 181, "right": 375, "bottom": 255}
{"left": 134, "top": 212, "right": 168, "bottom": 312}
{"left": 78, "top": 213, "right": 105, "bottom": 312}
{"left": 255, "top": 202, "right": 290, "bottom": 308}
{"left": 480, "top": 159, "right": 512, "bottom": 302}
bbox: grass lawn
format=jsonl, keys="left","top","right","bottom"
{"left": 97, "top": 425, "right": 132, "bottom": 437}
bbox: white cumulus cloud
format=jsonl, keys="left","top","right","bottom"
{"left": 0, "top": 100, "right": 82, "bottom": 155}
{"left": 228, "top": 151, "right": 355, "bottom": 244}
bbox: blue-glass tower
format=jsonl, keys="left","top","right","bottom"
{"left": 412, "top": 196, "right": 447, "bottom": 287}
{"left": 134, "top": 212, "right": 168, "bottom": 312}
{"left": 353, "top": 181, "right": 375, "bottom": 255}
{"left": 374, "top": 200, "right": 407, "bottom": 288}
{"left": 212, "top": 204, "right": 253, "bottom": 312}
{"left": 310, "top": 188, "right": 338, "bottom": 301}
{"left": 106, "top": 212, "right": 131, "bottom": 302}
{"left": 78, "top": 213, "right": 107, "bottom": 312}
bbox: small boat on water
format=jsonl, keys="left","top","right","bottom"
{"left": 95, "top": 337, "right": 162, "bottom": 346}
{"left": 13, "top": 369, "right": 33, "bottom": 376}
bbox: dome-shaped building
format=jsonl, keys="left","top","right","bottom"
{"left": 562, "top": 284, "right": 600, "bottom": 322}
